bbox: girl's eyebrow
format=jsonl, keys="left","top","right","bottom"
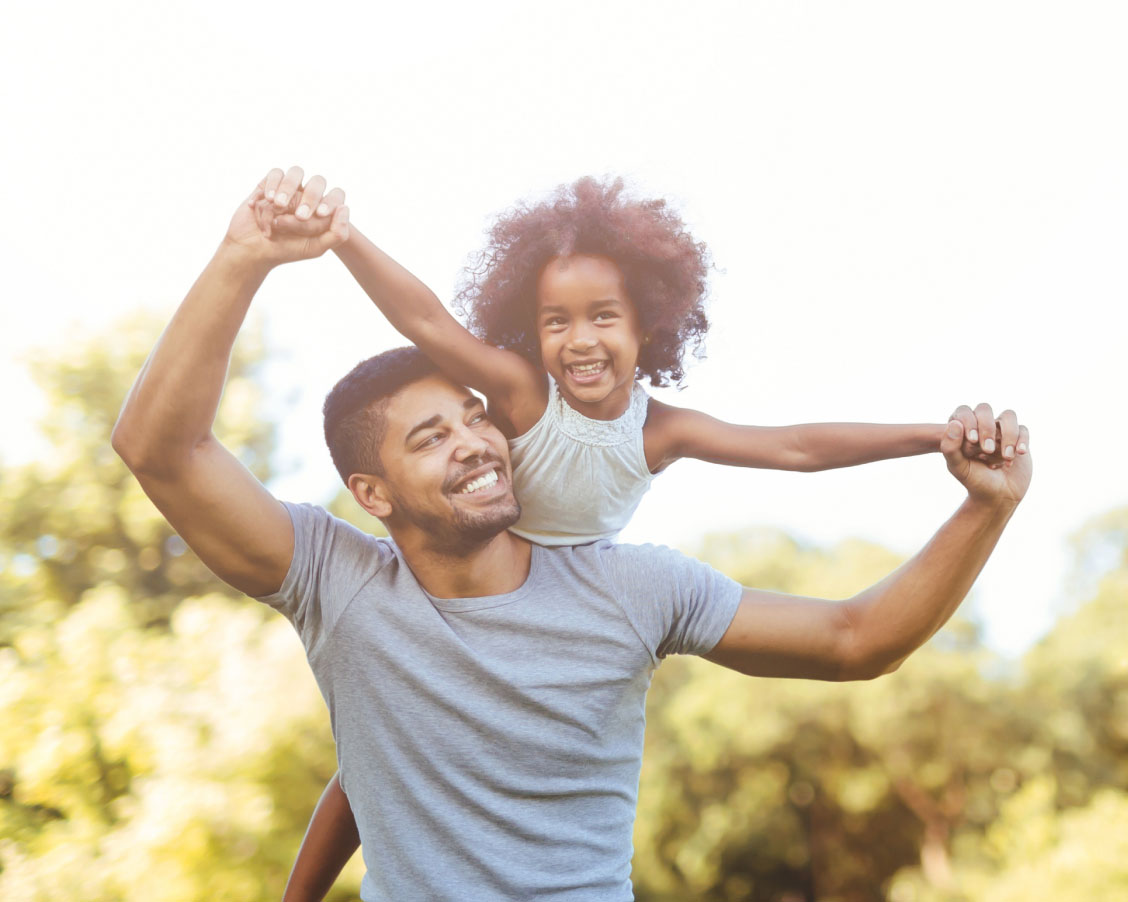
{"left": 539, "top": 298, "right": 622, "bottom": 315}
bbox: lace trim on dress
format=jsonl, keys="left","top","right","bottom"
{"left": 552, "top": 382, "right": 649, "bottom": 447}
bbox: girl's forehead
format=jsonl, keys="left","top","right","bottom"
{"left": 537, "top": 254, "right": 627, "bottom": 302}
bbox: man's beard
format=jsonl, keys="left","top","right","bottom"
{"left": 390, "top": 461, "right": 522, "bottom": 555}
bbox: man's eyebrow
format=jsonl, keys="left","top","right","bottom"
{"left": 403, "top": 398, "right": 484, "bottom": 445}
{"left": 404, "top": 414, "right": 442, "bottom": 445}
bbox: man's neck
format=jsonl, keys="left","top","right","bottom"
{"left": 398, "top": 529, "right": 533, "bottom": 599}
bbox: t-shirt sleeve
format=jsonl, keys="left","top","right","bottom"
{"left": 254, "top": 501, "right": 394, "bottom": 658}
{"left": 599, "top": 542, "right": 743, "bottom": 660}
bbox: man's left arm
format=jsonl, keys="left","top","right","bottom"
{"left": 705, "top": 407, "right": 1031, "bottom": 681}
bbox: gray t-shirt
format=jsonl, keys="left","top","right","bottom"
{"left": 258, "top": 502, "right": 742, "bottom": 902}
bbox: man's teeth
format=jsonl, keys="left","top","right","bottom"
{"left": 569, "top": 362, "right": 606, "bottom": 374}
{"left": 459, "top": 470, "right": 499, "bottom": 494}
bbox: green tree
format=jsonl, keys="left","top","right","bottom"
{"left": 0, "top": 316, "right": 276, "bottom": 636}
{"left": 632, "top": 530, "right": 1013, "bottom": 902}
{"left": 627, "top": 510, "right": 1128, "bottom": 902}
{"left": 0, "top": 318, "right": 363, "bottom": 900}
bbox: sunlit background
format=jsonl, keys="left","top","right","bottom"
{"left": 2, "top": 2, "right": 1126, "bottom": 900}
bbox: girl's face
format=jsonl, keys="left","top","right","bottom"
{"left": 535, "top": 254, "right": 644, "bottom": 421}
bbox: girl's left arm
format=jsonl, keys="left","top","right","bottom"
{"left": 644, "top": 402, "right": 947, "bottom": 473}
{"left": 282, "top": 772, "right": 359, "bottom": 902}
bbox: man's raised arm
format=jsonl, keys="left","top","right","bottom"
{"left": 706, "top": 407, "right": 1032, "bottom": 681}
{"left": 112, "top": 166, "right": 349, "bottom": 597}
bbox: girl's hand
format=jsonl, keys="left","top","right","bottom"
{"left": 948, "top": 403, "right": 1027, "bottom": 464}
{"left": 223, "top": 166, "right": 349, "bottom": 268}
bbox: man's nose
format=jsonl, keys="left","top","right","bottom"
{"left": 452, "top": 424, "right": 490, "bottom": 460}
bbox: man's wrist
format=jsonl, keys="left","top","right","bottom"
{"left": 214, "top": 238, "right": 275, "bottom": 282}
{"left": 960, "top": 491, "right": 1019, "bottom": 523}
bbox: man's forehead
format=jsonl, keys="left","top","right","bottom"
{"left": 385, "top": 375, "right": 481, "bottom": 436}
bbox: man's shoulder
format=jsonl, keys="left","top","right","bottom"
{"left": 542, "top": 538, "right": 703, "bottom": 577}
{"left": 283, "top": 501, "right": 397, "bottom": 563}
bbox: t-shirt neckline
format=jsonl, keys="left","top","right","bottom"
{"left": 420, "top": 542, "right": 544, "bottom": 613}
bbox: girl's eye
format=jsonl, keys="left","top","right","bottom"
{"left": 595, "top": 311, "right": 619, "bottom": 322}
{"left": 543, "top": 317, "right": 566, "bottom": 328}
{"left": 469, "top": 412, "right": 488, "bottom": 425}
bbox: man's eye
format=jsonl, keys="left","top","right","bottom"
{"left": 469, "top": 412, "right": 489, "bottom": 425}
{"left": 418, "top": 434, "right": 442, "bottom": 449}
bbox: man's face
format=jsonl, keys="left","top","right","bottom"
{"left": 376, "top": 375, "right": 520, "bottom": 553}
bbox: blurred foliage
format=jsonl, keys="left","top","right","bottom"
{"left": 2, "top": 320, "right": 1126, "bottom": 901}
{"left": 631, "top": 526, "right": 1128, "bottom": 901}
{"left": 0, "top": 316, "right": 276, "bottom": 637}
{"left": 0, "top": 318, "right": 364, "bottom": 901}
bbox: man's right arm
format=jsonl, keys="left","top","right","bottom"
{"left": 112, "top": 167, "right": 349, "bottom": 598}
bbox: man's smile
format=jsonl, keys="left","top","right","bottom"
{"left": 457, "top": 469, "right": 499, "bottom": 494}
{"left": 446, "top": 460, "right": 509, "bottom": 501}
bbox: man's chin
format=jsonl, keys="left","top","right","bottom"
{"left": 451, "top": 499, "right": 522, "bottom": 546}
{"left": 397, "top": 493, "right": 522, "bottom": 554}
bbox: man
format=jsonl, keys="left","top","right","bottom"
{"left": 113, "top": 170, "right": 1030, "bottom": 901}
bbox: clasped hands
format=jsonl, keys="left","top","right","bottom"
{"left": 944, "top": 404, "right": 1031, "bottom": 508}
{"left": 223, "top": 166, "right": 350, "bottom": 266}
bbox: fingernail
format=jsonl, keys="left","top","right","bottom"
{"left": 296, "top": 204, "right": 311, "bottom": 219}
{"left": 266, "top": 189, "right": 275, "bottom": 200}
{"left": 947, "top": 421, "right": 961, "bottom": 438}
{"left": 316, "top": 203, "right": 330, "bottom": 216}
{"left": 968, "top": 429, "right": 978, "bottom": 442}
{"left": 275, "top": 192, "right": 288, "bottom": 206}
{"left": 1017, "top": 442, "right": 1027, "bottom": 453}
{"left": 1004, "top": 445, "right": 1014, "bottom": 458}
{"left": 983, "top": 439, "right": 995, "bottom": 453}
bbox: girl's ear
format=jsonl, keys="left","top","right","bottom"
{"left": 347, "top": 473, "right": 393, "bottom": 519}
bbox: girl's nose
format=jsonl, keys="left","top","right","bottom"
{"left": 567, "top": 324, "right": 598, "bottom": 351}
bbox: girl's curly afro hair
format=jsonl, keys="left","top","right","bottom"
{"left": 454, "top": 176, "right": 712, "bottom": 388}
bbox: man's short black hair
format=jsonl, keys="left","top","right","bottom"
{"left": 323, "top": 346, "right": 440, "bottom": 483}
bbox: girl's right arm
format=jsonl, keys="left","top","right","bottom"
{"left": 282, "top": 772, "right": 359, "bottom": 902}
{"left": 334, "top": 228, "right": 548, "bottom": 434}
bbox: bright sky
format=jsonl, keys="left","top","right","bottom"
{"left": 3, "top": 1, "right": 1125, "bottom": 655}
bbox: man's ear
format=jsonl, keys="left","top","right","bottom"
{"left": 347, "top": 472, "right": 393, "bottom": 519}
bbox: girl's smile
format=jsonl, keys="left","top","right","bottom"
{"left": 535, "top": 254, "right": 644, "bottom": 421}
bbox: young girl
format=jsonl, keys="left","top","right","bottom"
{"left": 276, "top": 174, "right": 1020, "bottom": 901}
{"left": 331, "top": 176, "right": 974, "bottom": 546}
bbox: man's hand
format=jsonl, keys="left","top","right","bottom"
{"left": 223, "top": 166, "right": 349, "bottom": 268}
{"left": 942, "top": 404, "right": 1032, "bottom": 507}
